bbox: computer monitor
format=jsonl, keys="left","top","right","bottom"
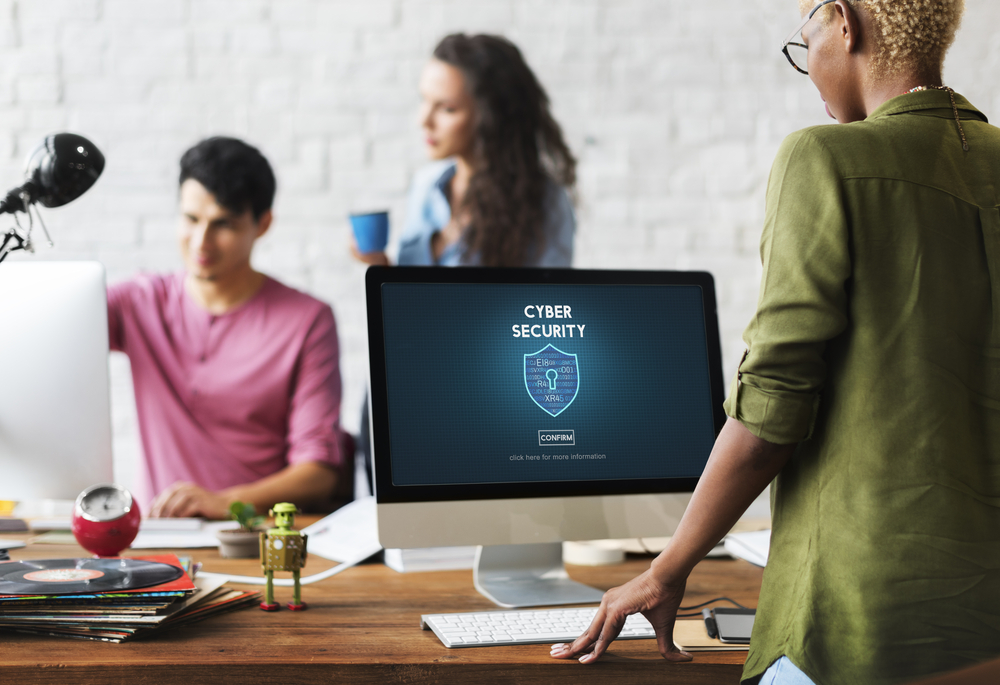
{"left": 0, "top": 261, "right": 114, "bottom": 511}
{"left": 367, "top": 267, "right": 726, "bottom": 607}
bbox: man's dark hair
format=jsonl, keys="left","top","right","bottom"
{"left": 179, "top": 137, "right": 276, "bottom": 220}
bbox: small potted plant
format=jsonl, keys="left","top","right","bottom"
{"left": 215, "top": 502, "right": 266, "bottom": 558}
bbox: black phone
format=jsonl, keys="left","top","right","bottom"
{"left": 712, "top": 608, "right": 755, "bottom": 644}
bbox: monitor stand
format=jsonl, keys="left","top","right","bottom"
{"left": 473, "top": 543, "right": 606, "bottom": 608}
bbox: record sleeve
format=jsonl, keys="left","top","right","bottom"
{"left": 0, "top": 555, "right": 193, "bottom": 597}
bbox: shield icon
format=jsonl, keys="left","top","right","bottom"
{"left": 524, "top": 344, "right": 580, "bottom": 417}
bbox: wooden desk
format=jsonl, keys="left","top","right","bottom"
{"left": 0, "top": 528, "right": 762, "bottom": 684}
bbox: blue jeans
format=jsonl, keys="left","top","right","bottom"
{"left": 757, "top": 656, "right": 816, "bottom": 685}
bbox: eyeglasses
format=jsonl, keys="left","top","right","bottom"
{"left": 781, "top": 0, "right": 836, "bottom": 74}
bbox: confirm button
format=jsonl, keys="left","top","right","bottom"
{"left": 538, "top": 429, "right": 575, "bottom": 446}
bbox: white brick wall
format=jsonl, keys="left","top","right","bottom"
{"left": 1, "top": 0, "right": 997, "bottom": 492}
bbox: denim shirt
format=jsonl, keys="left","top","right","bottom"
{"left": 396, "top": 159, "right": 575, "bottom": 267}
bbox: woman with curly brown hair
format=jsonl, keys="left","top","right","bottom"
{"left": 552, "top": 1, "right": 1000, "bottom": 683}
{"left": 353, "top": 33, "right": 576, "bottom": 268}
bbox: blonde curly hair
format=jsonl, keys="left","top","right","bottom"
{"left": 799, "top": 0, "right": 965, "bottom": 74}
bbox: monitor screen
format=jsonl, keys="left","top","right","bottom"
{"left": 0, "top": 261, "right": 113, "bottom": 508}
{"left": 368, "top": 268, "right": 725, "bottom": 506}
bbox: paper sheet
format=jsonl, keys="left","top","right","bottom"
{"left": 300, "top": 497, "right": 382, "bottom": 563}
{"left": 198, "top": 498, "right": 382, "bottom": 587}
{"left": 130, "top": 521, "right": 238, "bottom": 549}
{"left": 139, "top": 518, "right": 204, "bottom": 532}
{"left": 724, "top": 529, "right": 770, "bottom": 567}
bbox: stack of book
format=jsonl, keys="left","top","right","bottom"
{"left": 0, "top": 554, "right": 258, "bottom": 643}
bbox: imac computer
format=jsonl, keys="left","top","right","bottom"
{"left": 0, "top": 261, "right": 113, "bottom": 511}
{"left": 366, "top": 267, "right": 725, "bottom": 608}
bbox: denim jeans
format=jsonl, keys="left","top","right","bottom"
{"left": 757, "top": 656, "right": 816, "bottom": 685}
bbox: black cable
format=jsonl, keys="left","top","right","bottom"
{"left": 679, "top": 596, "right": 747, "bottom": 611}
{"left": 675, "top": 596, "right": 748, "bottom": 618}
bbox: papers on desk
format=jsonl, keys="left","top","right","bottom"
{"left": 25, "top": 517, "right": 240, "bottom": 550}
{"left": 0, "top": 538, "right": 26, "bottom": 551}
{"left": 300, "top": 496, "right": 382, "bottom": 563}
{"left": 724, "top": 529, "right": 770, "bottom": 567}
{"left": 27, "top": 516, "right": 233, "bottom": 549}
{"left": 130, "top": 521, "right": 238, "bottom": 549}
{"left": 27, "top": 517, "right": 72, "bottom": 532}
{"left": 200, "top": 497, "right": 382, "bottom": 587}
{"left": 29, "top": 499, "right": 383, "bottom": 571}
{"left": 139, "top": 517, "right": 203, "bottom": 531}
{"left": 133, "top": 499, "right": 383, "bottom": 557}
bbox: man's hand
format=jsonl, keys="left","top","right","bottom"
{"left": 149, "top": 462, "right": 337, "bottom": 520}
{"left": 549, "top": 567, "right": 693, "bottom": 664}
{"left": 150, "top": 481, "right": 233, "bottom": 519}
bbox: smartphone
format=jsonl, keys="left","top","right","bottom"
{"left": 712, "top": 608, "right": 755, "bottom": 644}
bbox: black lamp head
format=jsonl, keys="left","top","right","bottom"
{"left": 0, "top": 132, "right": 105, "bottom": 262}
{"left": 23, "top": 133, "right": 105, "bottom": 208}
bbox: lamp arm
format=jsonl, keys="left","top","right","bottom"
{"left": 0, "top": 181, "right": 38, "bottom": 216}
{"left": 0, "top": 228, "right": 27, "bottom": 263}
{"left": 0, "top": 182, "right": 41, "bottom": 263}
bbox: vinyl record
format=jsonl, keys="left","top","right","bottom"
{"left": 0, "top": 558, "right": 184, "bottom": 595}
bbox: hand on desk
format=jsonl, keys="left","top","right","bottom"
{"left": 150, "top": 481, "right": 232, "bottom": 519}
{"left": 552, "top": 419, "right": 793, "bottom": 665}
{"left": 149, "top": 463, "right": 337, "bottom": 519}
{"left": 549, "top": 569, "right": 693, "bottom": 665}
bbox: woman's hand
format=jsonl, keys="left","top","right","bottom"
{"left": 549, "top": 566, "right": 693, "bottom": 664}
{"left": 549, "top": 419, "right": 795, "bottom": 665}
{"left": 349, "top": 238, "right": 391, "bottom": 266}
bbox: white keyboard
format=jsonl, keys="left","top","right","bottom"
{"left": 421, "top": 607, "right": 656, "bottom": 648}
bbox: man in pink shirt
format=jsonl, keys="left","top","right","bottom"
{"left": 108, "top": 137, "right": 344, "bottom": 519}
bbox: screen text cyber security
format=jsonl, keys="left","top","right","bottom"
{"left": 512, "top": 305, "right": 586, "bottom": 338}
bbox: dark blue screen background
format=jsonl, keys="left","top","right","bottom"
{"left": 381, "top": 283, "right": 716, "bottom": 486}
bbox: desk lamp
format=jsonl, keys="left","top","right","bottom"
{"left": 0, "top": 133, "right": 105, "bottom": 263}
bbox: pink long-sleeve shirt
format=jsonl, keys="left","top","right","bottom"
{"left": 107, "top": 272, "right": 343, "bottom": 511}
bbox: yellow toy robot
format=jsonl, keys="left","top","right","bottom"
{"left": 259, "top": 503, "right": 308, "bottom": 611}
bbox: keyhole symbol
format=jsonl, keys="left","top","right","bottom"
{"left": 546, "top": 368, "right": 558, "bottom": 390}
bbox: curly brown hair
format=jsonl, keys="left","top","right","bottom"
{"left": 432, "top": 34, "right": 576, "bottom": 267}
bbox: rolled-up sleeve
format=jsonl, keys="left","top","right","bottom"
{"left": 286, "top": 306, "right": 344, "bottom": 468}
{"left": 724, "top": 129, "right": 851, "bottom": 444}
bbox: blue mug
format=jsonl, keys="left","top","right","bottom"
{"left": 350, "top": 211, "right": 389, "bottom": 253}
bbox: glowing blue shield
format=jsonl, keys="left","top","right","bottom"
{"left": 524, "top": 344, "right": 579, "bottom": 417}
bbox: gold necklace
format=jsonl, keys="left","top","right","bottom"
{"left": 907, "top": 85, "right": 969, "bottom": 151}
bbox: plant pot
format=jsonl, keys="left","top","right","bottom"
{"left": 216, "top": 529, "right": 261, "bottom": 559}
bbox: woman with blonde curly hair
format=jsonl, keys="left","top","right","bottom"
{"left": 552, "top": 1, "right": 1000, "bottom": 683}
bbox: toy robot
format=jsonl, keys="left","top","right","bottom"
{"left": 259, "top": 502, "right": 308, "bottom": 611}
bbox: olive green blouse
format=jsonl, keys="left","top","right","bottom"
{"left": 724, "top": 90, "right": 1000, "bottom": 684}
